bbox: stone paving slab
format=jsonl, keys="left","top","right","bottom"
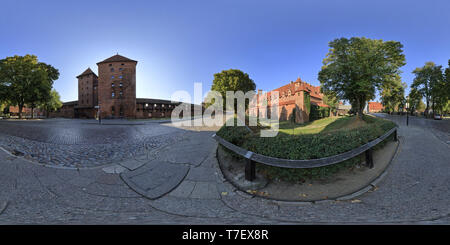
{"left": 120, "top": 160, "right": 189, "bottom": 199}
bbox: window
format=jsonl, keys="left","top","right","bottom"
{"left": 111, "top": 68, "right": 114, "bottom": 72}
{"left": 145, "top": 103, "right": 148, "bottom": 107}
{"left": 119, "top": 75, "right": 123, "bottom": 79}
{"left": 119, "top": 82, "right": 123, "bottom": 87}
{"left": 109, "top": 64, "right": 112, "bottom": 67}
{"left": 94, "top": 86, "right": 97, "bottom": 90}
{"left": 119, "top": 91, "right": 123, "bottom": 98}
{"left": 111, "top": 106, "right": 115, "bottom": 115}
{"left": 119, "top": 107, "right": 124, "bottom": 117}
{"left": 112, "top": 92, "right": 115, "bottom": 98}
{"left": 111, "top": 75, "right": 115, "bottom": 79}
{"left": 111, "top": 82, "right": 115, "bottom": 87}
{"left": 119, "top": 68, "right": 123, "bottom": 71}
{"left": 121, "top": 63, "right": 124, "bottom": 66}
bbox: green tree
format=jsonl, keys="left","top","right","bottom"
{"left": 0, "top": 55, "right": 59, "bottom": 119}
{"left": 210, "top": 69, "right": 256, "bottom": 111}
{"left": 411, "top": 62, "right": 442, "bottom": 117}
{"left": 321, "top": 91, "right": 339, "bottom": 116}
{"left": 381, "top": 80, "right": 406, "bottom": 114}
{"left": 318, "top": 37, "right": 406, "bottom": 118}
{"left": 39, "top": 89, "right": 62, "bottom": 118}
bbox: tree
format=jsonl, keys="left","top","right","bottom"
{"left": 318, "top": 37, "right": 406, "bottom": 118}
{"left": 381, "top": 79, "right": 406, "bottom": 114}
{"left": 40, "top": 89, "right": 62, "bottom": 118}
{"left": 411, "top": 62, "right": 442, "bottom": 117}
{"left": 210, "top": 69, "right": 256, "bottom": 112}
{"left": 321, "top": 91, "right": 339, "bottom": 116}
{"left": 0, "top": 55, "right": 59, "bottom": 119}
{"left": 408, "top": 88, "right": 423, "bottom": 115}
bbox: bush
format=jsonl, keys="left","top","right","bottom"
{"left": 310, "top": 105, "right": 330, "bottom": 121}
{"left": 216, "top": 115, "right": 397, "bottom": 181}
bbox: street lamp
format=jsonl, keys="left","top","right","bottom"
{"left": 405, "top": 101, "right": 409, "bottom": 126}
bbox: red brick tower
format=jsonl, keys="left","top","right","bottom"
{"left": 96, "top": 54, "right": 137, "bottom": 118}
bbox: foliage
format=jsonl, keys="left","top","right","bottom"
{"left": 310, "top": 105, "right": 330, "bottom": 121}
{"left": 318, "top": 37, "right": 406, "bottom": 118}
{"left": 411, "top": 61, "right": 446, "bottom": 117}
{"left": 381, "top": 80, "right": 406, "bottom": 114}
{"left": 39, "top": 89, "right": 62, "bottom": 117}
{"left": 0, "top": 55, "right": 59, "bottom": 119}
{"left": 210, "top": 69, "right": 256, "bottom": 111}
{"left": 322, "top": 91, "right": 339, "bottom": 114}
{"left": 217, "top": 115, "right": 396, "bottom": 181}
{"left": 303, "top": 91, "right": 310, "bottom": 115}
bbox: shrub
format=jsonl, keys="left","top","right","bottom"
{"left": 216, "top": 115, "right": 396, "bottom": 181}
{"left": 310, "top": 105, "right": 330, "bottom": 121}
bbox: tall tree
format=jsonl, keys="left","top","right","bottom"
{"left": 381, "top": 79, "right": 406, "bottom": 114}
{"left": 321, "top": 91, "right": 339, "bottom": 116}
{"left": 39, "top": 89, "right": 62, "bottom": 118}
{"left": 210, "top": 69, "right": 256, "bottom": 111}
{"left": 411, "top": 62, "right": 442, "bottom": 117}
{"left": 0, "top": 55, "right": 59, "bottom": 119}
{"left": 318, "top": 37, "right": 406, "bottom": 118}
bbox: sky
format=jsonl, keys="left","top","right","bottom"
{"left": 1, "top": 0, "right": 449, "bottom": 103}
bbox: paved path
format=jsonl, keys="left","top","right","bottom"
{"left": 0, "top": 115, "right": 448, "bottom": 224}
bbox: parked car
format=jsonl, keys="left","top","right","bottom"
{"left": 434, "top": 114, "right": 443, "bottom": 120}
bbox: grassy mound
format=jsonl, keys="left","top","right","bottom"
{"left": 216, "top": 115, "right": 397, "bottom": 181}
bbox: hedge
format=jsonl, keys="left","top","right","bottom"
{"left": 216, "top": 115, "right": 397, "bottom": 181}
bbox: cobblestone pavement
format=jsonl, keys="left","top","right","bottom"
{"left": 0, "top": 115, "right": 449, "bottom": 224}
{"left": 0, "top": 119, "right": 185, "bottom": 168}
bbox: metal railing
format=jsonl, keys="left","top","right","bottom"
{"left": 212, "top": 127, "right": 398, "bottom": 181}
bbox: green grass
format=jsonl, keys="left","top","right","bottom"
{"left": 216, "top": 114, "right": 397, "bottom": 181}
{"left": 278, "top": 116, "right": 357, "bottom": 135}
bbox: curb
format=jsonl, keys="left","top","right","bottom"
{"left": 216, "top": 136, "right": 402, "bottom": 205}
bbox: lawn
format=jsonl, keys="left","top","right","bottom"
{"left": 277, "top": 116, "right": 365, "bottom": 135}
{"left": 216, "top": 114, "right": 397, "bottom": 181}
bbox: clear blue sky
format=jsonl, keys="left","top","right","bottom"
{"left": 1, "top": 0, "right": 449, "bottom": 102}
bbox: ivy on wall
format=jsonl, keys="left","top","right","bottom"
{"left": 304, "top": 91, "right": 310, "bottom": 115}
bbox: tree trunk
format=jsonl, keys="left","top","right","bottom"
{"left": 18, "top": 104, "right": 23, "bottom": 119}
{"left": 31, "top": 107, "right": 34, "bottom": 119}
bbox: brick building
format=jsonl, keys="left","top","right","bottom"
{"left": 249, "top": 77, "right": 328, "bottom": 123}
{"left": 367, "top": 102, "right": 384, "bottom": 113}
{"left": 53, "top": 54, "right": 185, "bottom": 119}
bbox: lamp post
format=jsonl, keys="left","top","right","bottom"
{"left": 405, "top": 101, "right": 409, "bottom": 126}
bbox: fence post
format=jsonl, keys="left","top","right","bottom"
{"left": 365, "top": 148, "right": 374, "bottom": 168}
{"left": 245, "top": 159, "right": 256, "bottom": 181}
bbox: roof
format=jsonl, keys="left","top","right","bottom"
{"left": 136, "top": 98, "right": 178, "bottom": 105}
{"left": 76, "top": 68, "right": 97, "bottom": 78}
{"left": 311, "top": 101, "right": 330, "bottom": 107}
{"left": 97, "top": 54, "right": 138, "bottom": 65}
{"left": 136, "top": 98, "right": 203, "bottom": 107}
{"left": 62, "top": 101, "right": 78, "bottom": 106}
